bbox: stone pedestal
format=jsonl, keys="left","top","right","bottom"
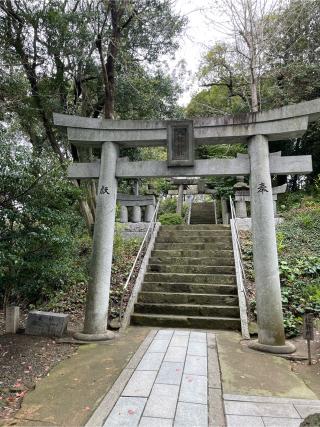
{"left": 5, "top": 306, "right": 20, "bottom": 334}
{"left": 273, "top": 200, "right": 277, "bottom": 215}
{"left": 26, "top": 311, "right": 69, "bottom": 337}
{"left": 235, "top": 198, "right": 247, "bottom": 218}
{"left": 120, "top": 205, "right": 128, "bottom": 223}
{"left": 248, "top": 135, "right": 294, "bottom": 353}
{"left": 132, "top": 206, "right": 142, "bottom": 223}
{"left": 176, "top": 184, "right": 184, "bottom": 216}
{"left": 145, "top": 204, "right": 155, "bottom": 222}
{"left": 221, "top": 197, "right": 229, "bottom": 225}
{"left": 76, "top": 142, "right": 118, "bottom": 341}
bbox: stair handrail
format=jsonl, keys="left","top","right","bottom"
{"left": 118, "top": 196, "right": 162, "bottom": 326}
{"left": 229, "top": 195, "right": 250, "bottom": 339}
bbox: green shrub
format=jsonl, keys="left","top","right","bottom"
{"left": 158, "top": 212, "right": 183, "bottom": 224}
{"left": 159, "top": 198, "right": 188, "bottom": 218}
{"left": 0, "top": 144, "right": 89, "bottom": 307}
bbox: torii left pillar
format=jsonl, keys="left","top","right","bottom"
{"left": 74, "top": 142, "right": 118, "bottom": 340}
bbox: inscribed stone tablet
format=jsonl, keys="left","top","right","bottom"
{"left": 25, "top": 310, "right": 69, "bottom": 337}
{"left": 167, "top": 121, "right": 194, "bottom": 167}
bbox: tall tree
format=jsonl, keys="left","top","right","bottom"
{"left": 0, "top": 0, "right": 186, "bottom": 229}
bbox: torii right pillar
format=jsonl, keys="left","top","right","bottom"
{"left": 248, "top": 135, "right": 295, "bottom": 353}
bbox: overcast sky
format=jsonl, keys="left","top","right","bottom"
{"left": 172, "top": 0, "right": 224, "bottom": 106}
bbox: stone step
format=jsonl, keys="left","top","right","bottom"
{"left": 134, "top": 303, "right": 240, "bottom": 318}
{"left": 156, "top": 235, "right": 231, "bottom": 244}
{"left": 147, "top": 264, "right": 235, "bottom": 275}
{"left": 161, "top": 225, "right": 230, "bottom": 230}
{"left": 144, "top": 272, "right": 236, "bottom": 285}
{"left": 142, "top": 282, "right": 238, "bottom": 295}
{"left": 157, "top": 230, "right": 231, "bottom": 238}
{"left": 151, "top": 249, "right": 234, "bottom": 259}
{"left": 131, "top": 313, "right": 241, "bottom": 330}
{"left": 149, "top": 256, "right": 235, "bottom": 266}
{"left": 138, "top": 291, "right": 238, "bottom": 305}
{"left": 154, "top": 242, "right": 233, "bottom": 250}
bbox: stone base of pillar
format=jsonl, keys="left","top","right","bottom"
{"left": 132, "top": 206, "right": 142, "bottom": 222}
{"left": 74, "top": 330, "right": 115, "bottom": 341}
{"left": 145, "top": 204, "right": 155, "bottom": 222}
{"left": 120, "top": 205, "right": 128, "bottom": 223}
{"left": 248, "top": 339, "right": 296, "bottom": 354}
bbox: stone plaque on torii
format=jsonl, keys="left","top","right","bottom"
{"left": 53, "top": 98, "right": 319, "bottom": 353}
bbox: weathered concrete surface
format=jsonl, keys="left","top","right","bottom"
{"left": 53, "top": 98, "right": 320, "bottom": 132}
{"left": 67, "top": 155, "right": 313, "bottom": 179}
{"left": 81, "top": 142, "right": 118, "bottom": 336}
{"left": 217, "top": 332, "right": 318, "bottom": 399}
{"left": 54, "top": 98, "right": 320, "bottom": 147}
{"left": 13, "top": 327, "right": 151, "bottom": 427}
{"left": 248, "top": 135, "right": 287, "bottom": 349}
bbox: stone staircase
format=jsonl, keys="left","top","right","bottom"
{"left": 190, "top": 202, "right": 215, "bottom": 224}
{"left": 131, "top": 224, "right": 241, "bottom": 330}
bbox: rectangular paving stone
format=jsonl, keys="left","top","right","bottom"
{"left": 126, "top": 330, "right": 159, "bottom": 370}
{"left": 224, "top": 394, "right": 320, "bottom": 406}
{"left": 139, "top": 417, "right": 173, "bottom": 427}
{"left": 143, "top": 384, "right": 179, "bottom": 419}
{"left": 189, "top": 331, "right": 207, "bottom": 343}
{"left": 226, "top": 415, "right": 264, "bottom": 427}
{"left": 148, "top": 339, "right": 170, "bottom": 353}
{"left": 173, "top": 330, "right": 190, "bottom": 336}
{"left": 174, "top": 402, "right": 208, "bottom": 427}
{"left": 294, "top": 404, "right": 320, "bottom": 418}
{"left": 208, "top": 346, "right": 221, "bottom": 389}
{"left": 156, "top": 362, "right": 184, "bottom": 385}
{"left": 156, "top": 330, "right": 174, "bottom": 339}
{"left": 164, "top": 346, "right": 187, "bottom": 363}
{"left": 179, "top": 374, "right": 207, "bottom": 404}
{"left": 170, "top": 335, "right": 189, "bottom": 347}
{"left": 262, "top": 417, "right": 302, "bottom": 427}
{"left": 208, "top": 388, "right": 225, "bottom": 427}
{"left": 187, "top": 341, "right": 207, "bottom": 357}
{"left": 103, "top": 396, "right": 147, "bottom": 427}
{"left": 184, "top": 355, "right": 207, "bottom": 376}
{"left": 122, "top": 370, "right": 157, "bottom": 397}
{"left": 224, "top": 401, "right": 300, "bottom": 418}
{"left": 137, "top": 352, "right": 165, "bottom": 371}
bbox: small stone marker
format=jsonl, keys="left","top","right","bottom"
{"left": 25, "top": 310, "right": 69, "bottom": 337}
{"left": 5, "top": 306, "right": 20, "bottom": 333}
{"left": 303, "top": 313, "right": 314, "bottom": 365}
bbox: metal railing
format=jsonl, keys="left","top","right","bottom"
{"left": 229, "top": 196, "right": 250, "bottom": 339}
{"left": 118, "top": 196, "right": 162, "bottom": 326}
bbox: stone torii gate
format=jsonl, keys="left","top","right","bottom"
{"left": 54, "top": 98, "right": 320, "bottom": 353}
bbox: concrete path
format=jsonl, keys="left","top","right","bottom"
{"left": 87, "top": 329, "right": 320, "bottom": 427}
{"left": 224, "top": 394, "right": 320, "bottom": 426}
{"left": 86, "top": 329, "right": 224, "bottom": 427}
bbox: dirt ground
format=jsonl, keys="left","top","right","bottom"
{"left": 290, "top": 327, "right": 320, "bottom": 398}
{"left": 0, "top": 312, "right": 78, "bottom": 421}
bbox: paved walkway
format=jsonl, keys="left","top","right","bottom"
{"left": 86, "top": 328, "right": 320, "bottom": 427}
{"left": 87, "top": 329, "right": 224, "bottom": 427}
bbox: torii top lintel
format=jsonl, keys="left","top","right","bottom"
{"left": 53, "top": 98, "right": 320, "bottom": 148}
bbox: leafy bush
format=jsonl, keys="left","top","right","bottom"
{"left": 0, "top": 143, "right": 89, "bottom": 306}
{"left": 159, "top": 197, "right": 188, "bottom": 218}
{"left": 241, "top": 201, "right": 320, "bottom": 338}
{"left": 158, "top": 212, "right": 183, "bottom": 224}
